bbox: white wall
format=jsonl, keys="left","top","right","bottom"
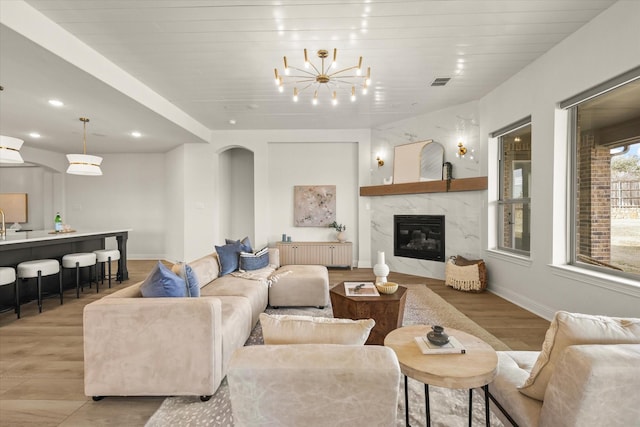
{"left": 268, "top": 141, "right": 359, "bottom": 260}
{"left": 210, "top": 129, "right": 371, "bottom": 264}
{"left": 478, "top": 0, "right": 640, "bottom": 318}
{"left": 0, "top": 166, "right": 45, "bottom": 230}
{"left": 63, "top": 153, "right": 165, "bottom": 257}
{"left": 164, "top": 145, "right": 185, "bottom": 261}
{"left": 182, "top": 143, "right": 217, "bottom": 262}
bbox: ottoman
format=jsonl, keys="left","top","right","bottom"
{"left": 269, "top": 265, "right": 329, "bottom": 308}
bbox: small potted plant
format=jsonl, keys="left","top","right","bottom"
{"left": 329, "top": 221, "right": 347, "bottom": 242}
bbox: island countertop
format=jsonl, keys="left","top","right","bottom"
{"left": 0, "top": 229, "right": 131, "bottom": 284}
{"left": 0, "top": 229, "right": 132, "bottom": 245}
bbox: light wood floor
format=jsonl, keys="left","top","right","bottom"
{"left": 0, "top": 261, "right": 549, "bottom": 427}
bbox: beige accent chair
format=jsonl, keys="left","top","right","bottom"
{"left": 488, "top": 311, "right": 640, "bottom": 426}
{"left": 228, "top": 344, "right": 401, "bottom": 427}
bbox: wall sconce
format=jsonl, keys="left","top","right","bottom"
{"left": 456, "top": 141, "right": 475, "bottom": 160}
{"left": 376, "top": 155, "right": 384, "bottom": 167}
{"left": 457, "top": 142, "right": 467, "bottom": 156}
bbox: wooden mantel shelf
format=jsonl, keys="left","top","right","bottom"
{"left": 360, "top": 177, "right": 487, "bottom": 196}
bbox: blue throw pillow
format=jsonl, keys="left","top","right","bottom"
{"left": 174, "top": 262, "right": 200, "bottom": 297}
{"left": 140, "top": 261, "right": 187, "bottom": 297}
{"left": 225, "top": 236, "right": 253, "bottom": 253}
{"left": 240, "top": 246, "right": 270, "bottom": 271}
{"left": 215, "top": 242, "right": 243, "bottom": 276}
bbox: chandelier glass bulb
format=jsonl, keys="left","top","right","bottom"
{"left": 274, "top": 48, "right": 371, "bottom": 105}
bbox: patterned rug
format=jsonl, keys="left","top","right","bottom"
{"left": 145, "top": 284, "right": 507, "bottom": 427}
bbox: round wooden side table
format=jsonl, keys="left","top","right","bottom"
{"left": 384, "top": 324, "right": 498, "bottom": 426}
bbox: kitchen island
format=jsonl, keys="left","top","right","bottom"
{"left": 0, "top": 229, "right": 130, "bottom": 308}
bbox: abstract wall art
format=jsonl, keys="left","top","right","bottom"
{"left": 293, "top": 185, "right": 336, "bottom": 227}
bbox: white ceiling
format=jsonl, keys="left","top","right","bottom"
{"left": 0, "top": 0, "right": 618, "bottom": 154}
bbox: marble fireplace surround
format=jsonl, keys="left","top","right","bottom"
{"left": 369, "top": 188, "right": 484, "bottom": 281}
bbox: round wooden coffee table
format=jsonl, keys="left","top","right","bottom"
{"left": 384, "top": 324, "right": 497, "bottom": 427}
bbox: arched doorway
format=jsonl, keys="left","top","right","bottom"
{"left": 217, "top": 147, "right": 255, "bottom": 244}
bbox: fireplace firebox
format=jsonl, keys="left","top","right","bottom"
{"left": 394, "top": 215, "right": 445, "bottom": 262}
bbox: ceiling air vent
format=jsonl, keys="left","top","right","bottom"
{"left": 431, "top": 77, "right": 451, "bottom": 87}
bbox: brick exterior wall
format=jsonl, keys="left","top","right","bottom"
{"left": 577, "top": 132, "right": 611, "bottom": 262}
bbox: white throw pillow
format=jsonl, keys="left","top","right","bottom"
{"left": 519, "top": 311, "right": 640, "bottom": 401}
{"left": 260, "top": 313, "right": 375, "bottom": 345}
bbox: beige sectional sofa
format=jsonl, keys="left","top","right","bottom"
{"left": 83, "top": 248, "right": 328, "bottom": 400}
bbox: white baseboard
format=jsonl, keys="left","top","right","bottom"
{"left": 488, "top": 284, "right": 556, "bottom": 321}
{"left": 126, "top": 254, "right": 168, "bottom": 261}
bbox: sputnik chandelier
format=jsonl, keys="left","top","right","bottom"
{"left": 274, "top": 48, "right": 371, "bottom": 105}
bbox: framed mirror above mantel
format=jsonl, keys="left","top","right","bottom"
{"left": 359, "top": 177, "right": 487, "bottom": 196}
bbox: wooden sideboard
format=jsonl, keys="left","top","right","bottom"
{"left": 276, "top": 241, "right": 353, "bottom": 269}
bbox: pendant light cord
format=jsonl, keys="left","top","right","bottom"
{"left": 80, "top": 117, "right": 90, "bottom": 155}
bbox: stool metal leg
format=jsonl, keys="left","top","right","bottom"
{"left": 37, "top": 270, "right": 43, "bottom": 313}
{"left": 94, "top": 265, "right": 99, "bottom": 293}
{"left": 108, "top": 257, "right": 112, "bottom": 288}
{"left": 76, "top": 262, "right": 82, "bottom": 296}
{"left": 15, "top": 277, "right": 20, "bottom": 319}
{"left": 59, "top": 269, "right": 63, "bottom": 305}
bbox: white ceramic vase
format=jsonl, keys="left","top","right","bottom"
{"left": 337, "top": 231, "right": 347, "bottom": 243}
{"left": 373, "top": 251, "right": 389, "bottom": 283}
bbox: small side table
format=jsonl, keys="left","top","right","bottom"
{"left": 330, "top": 283, "right": 407, "bottom": 345}
{"left": 384, "top": 325, "right": 498, "bottom": 426}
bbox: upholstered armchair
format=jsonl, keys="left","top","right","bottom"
{"left": 487, "top": 311, "right": 640, "bottom": 427}
{"left": 228, "top": 344, "right": 401, "bottom": 427}
{"left": 227, "top": 313, "right": 401, "bottom": 427}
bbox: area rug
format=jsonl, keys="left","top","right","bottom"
{"left": 146, "top": 284, "right": 507, "bottom": 427}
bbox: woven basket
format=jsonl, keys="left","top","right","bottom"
{"left": 444, "top": 255, "right": 487, "bottom": 292}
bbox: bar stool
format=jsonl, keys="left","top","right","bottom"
{"left": 17, "top": 259, "right": 62, "bottom": 316}
{"left": 62, "top": 253, "right": 97, "bottom": 297}
{"left": 93, "top": 249, "right": 121, "bottom": 289}
{"left": 0, "top": 267, "right": 18, "bottom": 318}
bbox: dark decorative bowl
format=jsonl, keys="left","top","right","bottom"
{"left": 426, "top": 325, "right": 450, "bottom": 346}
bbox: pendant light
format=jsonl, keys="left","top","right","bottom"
{"left": 0, "top": 86, "right": 25, "bottom": 164}
{"left": 66, "top": 117, "right": 102, "bottom": 176}
{"left": 0, "top": 135, "right": 25, "bottom": 164}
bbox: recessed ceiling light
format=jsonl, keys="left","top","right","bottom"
{"left": 229, "top": 119, "right": 237, "bottom": 125}
{"left": 48, "top": 99, "right": 64, "bottom": 107}
{"left": 130, "top": 131, "right": 142, "bottom": 138}
{"left": 29, "top": 132, "right": 41, "bottom": 138}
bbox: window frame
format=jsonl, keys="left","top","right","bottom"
{"left": 491, "top": 116, "right": 532, "bottom": 257}
{"left": 563, "top": 66, "right": 640, "bottom": 281}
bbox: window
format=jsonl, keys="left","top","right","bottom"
{"left": 563, "top": 66, "right": 640, "bottom": 280}
{"left": 492, "top": 118, "right": 532, "bottom": 256}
